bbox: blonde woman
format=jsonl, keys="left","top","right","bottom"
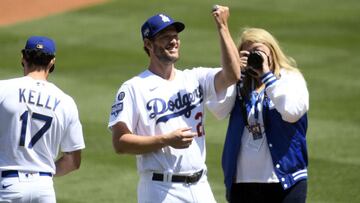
{"left": 208, "top": 28, "right": 309, "bottom": 202}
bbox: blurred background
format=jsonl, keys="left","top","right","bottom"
{"left": 1, "top": 0, "right": 359, "bottom": 202}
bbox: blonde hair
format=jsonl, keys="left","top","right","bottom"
{"left": 239, "top": 27, "right": 300, "bottom": 77}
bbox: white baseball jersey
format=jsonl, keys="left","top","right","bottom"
{"left": 109, "top": 67, "right": 220, "bottom": 174}
{"left": 0, "top": 76, "right": 85, "bottom": 174}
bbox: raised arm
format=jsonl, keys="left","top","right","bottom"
{"left": 212, "top": 5, "right": 241, "bottom": 94}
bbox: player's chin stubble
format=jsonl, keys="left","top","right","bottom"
{"left": 154, "top": 46, "right": 179, "bottom": 64}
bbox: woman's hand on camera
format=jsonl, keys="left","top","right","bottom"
{"left": 239, "top": 50, "right": 249, "bottom": 71}
{"left": 246, "top": 50, "right": 271, "bottom": 79}
{"left": 258, "top": 51, "right": 271, "bottom": 75}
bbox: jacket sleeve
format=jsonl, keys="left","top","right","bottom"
{"left": 261, "top": 70, "right": 309, "bottom": 123}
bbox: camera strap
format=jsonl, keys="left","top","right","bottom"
{"left": 236, "top": 81, "right": 249, "bottom": 126}
{"left": 236, "top": 79, "right": 265, "bottom": 140}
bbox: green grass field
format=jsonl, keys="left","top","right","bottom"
{"left": 1, "top": 0, "right": 359, "bottom": 202}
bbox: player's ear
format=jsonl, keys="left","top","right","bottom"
{"left": 21, "top": 56, "right": 28, "bottom": 69}
{"left": 144, "top": 39, "right": 153, "bottom": 51}
{"left": 143, "top": 39, "right": 153, "bottom": 56}
{"left": 21, "top": 58, "right": 29, "bottom": 75}
{"left": 20, "top": 50, "right": 26, "bottom": 68}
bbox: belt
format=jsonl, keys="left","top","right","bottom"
{"left": 1, "top": 170, "right": 52, "bottom": 178}
{"left": 152, "top": 170, "right": 203, "bottom": 184}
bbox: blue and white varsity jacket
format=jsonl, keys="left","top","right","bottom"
{"left": 207, "top": 70, "right": 309, "bottom": 196}
{"left": 222, "top": 92, "right": 308, "bottom": 191}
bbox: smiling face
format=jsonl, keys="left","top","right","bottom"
{"left": 147, "top": 26, "right": 180, "bottom": 64}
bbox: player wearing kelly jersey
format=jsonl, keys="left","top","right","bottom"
{"left": 0, "top": 36, "right": 85, "bottom": 203}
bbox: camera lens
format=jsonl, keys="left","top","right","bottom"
{"left": 247, "top": 51, "right": 263, "bottom": 70}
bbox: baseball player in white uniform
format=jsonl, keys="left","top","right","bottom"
{"left": 108, "top": 6, "right": 240, "bottom": 203}
{"left": 0, "top": 36, "right": 85, "bottom": 203}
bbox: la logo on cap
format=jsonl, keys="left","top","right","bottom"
{"left": 159, "top": 14, "right": 170, "bottom": 22}
{"left": 36, "top": 44, "right": 44, "bottom": 49}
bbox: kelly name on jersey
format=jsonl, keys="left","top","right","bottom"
{"left": 18, "top": 87, "right": 61, "bottom": 111}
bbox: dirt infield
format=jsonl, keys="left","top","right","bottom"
{"left": 0, "top": 0, "right": 107, "bottom": 26}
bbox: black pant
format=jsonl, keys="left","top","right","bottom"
{"left": 229, "top": 180, "right": 307, "bottom": 203}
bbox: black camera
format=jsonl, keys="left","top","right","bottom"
{"left": 247, "top": 51, "right": 263, "bottom": 70}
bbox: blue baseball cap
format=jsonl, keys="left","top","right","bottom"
{"left": 141, "top": 13, "right": 185, "bottom": 40}
{"left": 24, "top": 36, "right": 56, "bottom": 55}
